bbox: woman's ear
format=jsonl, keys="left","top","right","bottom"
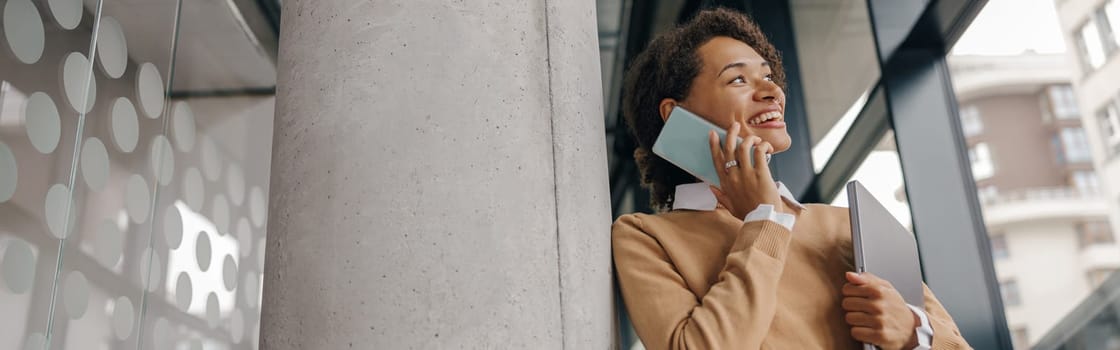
{"left": 658, "top": 98, "right": 678, "bottom": 122}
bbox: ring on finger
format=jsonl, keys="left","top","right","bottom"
{"left": 724, "top": 160, "right": 739, "bottom": 169}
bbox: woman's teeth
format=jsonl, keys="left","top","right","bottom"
{"left": 748, "top": 111, "right": 783, "bottom": 125}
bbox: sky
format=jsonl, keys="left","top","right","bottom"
{"left": 951, "top": 0, "right": 1067, "bottom": 55}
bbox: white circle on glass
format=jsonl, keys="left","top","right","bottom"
{"left": 62, "top": 52, "right": 97, "bottom": 113}
{"left": 136, "top": 63, "right": 164, "bottom": 119}
{"left": 236, "top": 217, "right": 252, "bottom": 257}
{"left": 110, "top": 97, "right": 139, "bottom": 152}
{"left": 63, "top": 270, "right": 88, "bottom": 319}
{"left": 3, "top": 0, "right": 45, "bottom": 64}
{"left": 112, "top": 296, "right": 134, "bottom": 340}
{"left": 80, "top": 137, "right": 109, "bottom": 191}
{"left": 222, "top": 254, "right": 237, "bottom": 291}
{"left": 152, "top": 318, "right": 169, "bottom": 349}
{"left": 24, "top": 332, "right": 45, "bottom": 350}
{"left": 150, "top": 135, "right": 174, "bottom": 186}
{"left": 200, "top": 136, "right": 221, "bottom": 181}
{"left": 171, "top": 102, "right": 196, "bottom": 152}
{"left": 140, "top": 248, "right": 162, "bottom": 292}
{"left": 95, "top": 16, "right": 127, "bottom": 79}
{"left": 205, "top": 292, "right": 219, "bottom": 328}
{"left": 164, "top": 205, "right": 183, "bottom": 249}
{"left": 249, "top": 186, "right": 266, "bottom": 228}
{"left": 1, "top": 238, "right": 36, "bottom": 294}
{"left": 175, "top": 272, "right": 192, "bottom": 311}
{"left": 183, "top": 168, "right": 204, "bottom": 211}
{"left": 230, "top": 308, "right": 244, "bottom": 343}
{"left": 244, "top": 270, "right": 258, "bottom": 308}
{"left": 196, "top": 232, "right": 211, "bottom": 271}
{"left": 227, "top": 165, "right": 245, "bottom": 206}
{"left": 125, "top": 174, "right": 150, "bottom": 224}
{"left": 0, "top": 141, "right": 16, "bottom": 202}
{"left": 212, "top": 194, "right": 229, "bottom": 234}
{"left": 94, "top": 220, "right": 122, "bottom": 268}
{"left": 45, "top": 183, "right": 75, "bottom": 239}
{"left": 47, "top": 0, "right": 80, "bottom": 30}
{"left": 24, "top": 92, "right": 61, "bottom": 154}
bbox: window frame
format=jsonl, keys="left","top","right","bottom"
{"left": 1048, "top": 85, "right": 1081, "bottom": 120}
{"left": 1078, "top": 18, "right": 1108, "bottom": 71}
{"left": 1059, "top": 127, "right": 1093, "bottom": 163}
{"left": 1098, "top": 99, "right": 1120, "bottom": 160}
{"left": 969, "top": 142, "right": 995, "bottom": 180}
{"left": 1000, "top": 279, "right": 1022, "bottom": 307}
{"left": 960, "top": 104, "right": 984, "bottom": 137}
{"left": 990, "top": 232, "right": 1009, "bottom": 260}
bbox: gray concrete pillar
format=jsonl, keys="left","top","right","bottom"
{"left": 260, "top": 1, "right": 614, "bottom": 349}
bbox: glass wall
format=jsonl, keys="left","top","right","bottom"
{"left": 948, "top": 1, "right": 1119, "bottom": 346}
{"left": 791, "top": 0, "right": 880, "bottom": 171}
{"left": 829, "top": 130, "right": 914, "bottom": 229}
{"left": 0, "top": 0, "right": 276, "bottom": 348}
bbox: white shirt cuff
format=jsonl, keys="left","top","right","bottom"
{"left": 906, "top": 304, "right": 934, "bottom": 350}
{"left": 743, "top": 204, "right": 796, "bottom": 231}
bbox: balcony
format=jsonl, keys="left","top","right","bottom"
{"left": 1080, "top": 244, "right": 1120, "bottom": 271}
{"left": 981, "top": 187, "right": 1110, "bottom": 227}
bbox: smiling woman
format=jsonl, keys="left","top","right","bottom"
{"left": 612, "top": 8, "right": 971, "bottom": 350}
{"left": 622, "top": 8, "right": 786, "bottom": 209}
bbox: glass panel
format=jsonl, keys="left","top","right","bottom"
{"left": 141, "top": 0, "right": 276, "bottom": 348}
{"left": 949, "top": 9, "right": 1120, "bottom": 344}
{"left": 1080, "top": 20, "right": 1107, "bottom": 70}
{"left": 1, "top": 0, "right": 276, "bottom": 349}
{"left": 969, "top": 142, "right": 995, "bottom": 180}
{"left": 830, "top": 130, "right": 914, "bottom": 230}
{"left": 1108, "top": 0, "right": 1120, "bottom": 47}
{"left": 1050, "top": 85, "right": 1081, "bottom": 120}
{"left": 1, "top": 0, "right": 105, "bottom": 347}
{"left": 1096, "top": 8, "right": 1119, "bottom": 55}
{"left": 790, "top": 0, "right": 880, "bottom": 163}
{"left": 960, "top": 105, "right": 984, "bottom": 137}
{"left": 1100, "top": 100, "right": 1120, "bottom": 151}
{"left": 1061, "top": 127, "right": 1093, "bottom": 163}
{"left": 1072, "top": 170, "right": 1102, "bottom": 194}
{"left": 43, "top": 0, "right": 180, "bottom": 349}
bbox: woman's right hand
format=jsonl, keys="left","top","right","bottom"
{"left": 707, "top": 122, "right": 782, "bottom": 220}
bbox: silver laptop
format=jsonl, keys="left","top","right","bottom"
{"left": 847, "top": 180, "right": 924, "bottom": 350}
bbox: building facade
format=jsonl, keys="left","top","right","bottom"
{"left": 1023, "top": 1, "right": 1120, "bottom": 348}
{"left": 950, "top": 53, "right": 1119, "bottom": 348}
{"left": 1059, "top": 0, "right": 1120, "bottom": 247}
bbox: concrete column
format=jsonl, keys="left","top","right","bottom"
{"left": 260, "top": 1, "right": 614, "bottom": 349}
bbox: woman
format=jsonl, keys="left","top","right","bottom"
{"left": 613, "top": 8, "right": 971, "bottom": 350}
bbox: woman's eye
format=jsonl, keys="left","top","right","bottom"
{"left": 764, "top": 74, "right": 774, "bottom": 82}
{"left": 731, "top": 76, "right": 746, "bottom": 84}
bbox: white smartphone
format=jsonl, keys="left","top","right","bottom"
{"left": 651, "top": 106, "right": 758, "bottom": 188}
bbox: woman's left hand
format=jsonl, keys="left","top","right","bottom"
{"left": 841, "top": 272, "right": 920, "bottom": 350}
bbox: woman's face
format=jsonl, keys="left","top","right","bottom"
{"left": 659, "top": 36, "right": 791, "bottom": 153}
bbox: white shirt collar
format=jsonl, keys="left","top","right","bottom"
{"left": 671, "top": 181, "right": 806, "bottom": 212}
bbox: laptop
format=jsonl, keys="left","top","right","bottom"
{"left": 846, "top": 180, "right": 924, "bottom": 350}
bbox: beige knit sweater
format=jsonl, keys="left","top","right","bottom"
{"left": 612, "top": 203, "right": 972, "bottom": 350}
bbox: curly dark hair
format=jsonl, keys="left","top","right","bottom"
{"left": 622, "top": 8, "right": 786, "bottom": 210}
